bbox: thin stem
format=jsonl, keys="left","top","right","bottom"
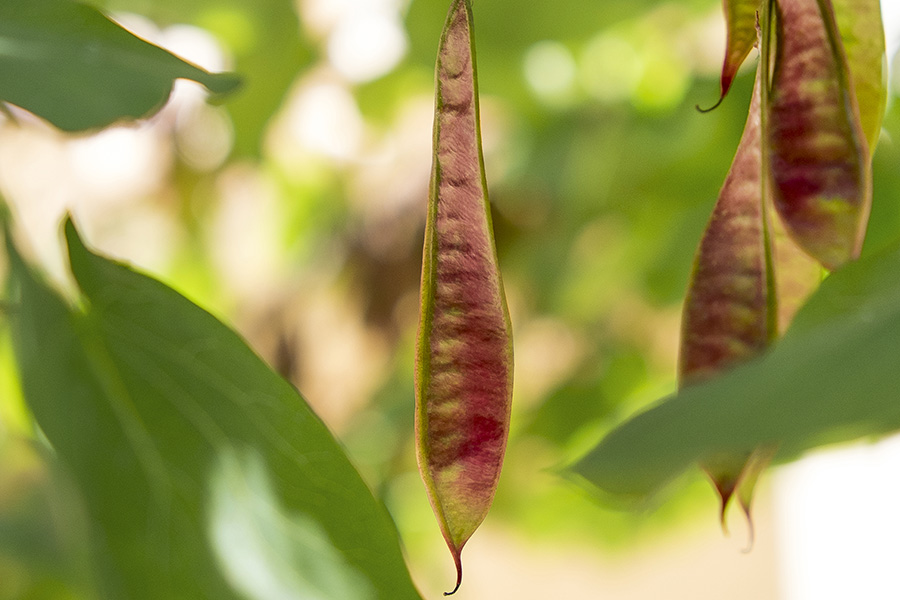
{"left": 759, "top": 0, "right": 779, "bottom": 342}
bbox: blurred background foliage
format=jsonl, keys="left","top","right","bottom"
{"left": 2, "top": 0, "right": 900, "bottom": 598}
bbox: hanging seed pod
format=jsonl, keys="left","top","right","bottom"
{"left": 767, "top": 0, "right": 869, "bottom": 271}
{"left": 681, "top": 67, "right": 771, "bottom": 522}
{"left": 415, "top": 0, "right": 513, "bottom": 595}
{"left": 681, "top": 69, "right": 770, "bottom": 386}
{"left": 702, "top": 0, "right": 761, "bottom": 111}
{"left": 831, "top": 0, "right": 887, "bottom": 152}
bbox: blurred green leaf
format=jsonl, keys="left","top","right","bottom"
{"left": 0, "top": 0, "right": 240, "bottom": 132}
{"left": 208, "top": 447, "right": 377, "bottom": 600}
{"left": 0, "top": 437, "right": 98, "bottom": 600}
{"left": 7, "top": 218, "right": 422, "bottom": 600}
{"left": 569, "top": 239, "right": 900, "bottom": 500}
{"left": 96, "top": 0, "right": 312, "bottom": 156}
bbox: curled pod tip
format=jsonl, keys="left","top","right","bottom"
{"left": 700, "top": 0, "right": 760, "bottom": 112}
{"left": 415, "top": 0, "right": 513, "bottom": 594}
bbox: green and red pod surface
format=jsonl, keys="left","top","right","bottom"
{"left": 768, "top": 0, "right": 870, "bottom": 270}
{"left": 415, "top": 0, "right": 513, "bottom": 595}
{"left": 830, "top": 0, "right": 886, "bottom": 153}
{"left": 714, "top": 0, "right": 760, "bottom": 109}
{"left": 680, "top": 69, "right": 771, "bottom": 518}
{"left": 681, "top": 72, "right": 770, "bottom": 385}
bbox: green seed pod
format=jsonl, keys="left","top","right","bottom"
{"left": 415, "top": 0, "right": 513, "bottom": 595}
{"left": 831, "top": 0, "right": 887, "bottom": 153}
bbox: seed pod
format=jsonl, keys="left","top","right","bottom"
{"left": 704, "top": 0, "right": 760, "bottom": 111}
{"left": 680, "top": 68, "right": 770, "bottom": 520}
{"left": 769, "top": 203, "right": 822, "bottom": 332}
{"left": 768, "top": 0, "right": 869, "bottom": 270}
{"left": 415, "top": 0, "right": 513, "bottom": 595}
{"left": 681, "top": 70, "right": 769, "bottom": 385}
{"left": 831, "top": 0, "right": 887, "bottom": 152}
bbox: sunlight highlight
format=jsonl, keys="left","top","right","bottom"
{"left": 524, "top": 41, "right": 577, "bottom": 104}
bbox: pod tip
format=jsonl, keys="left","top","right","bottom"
{"left": 444, "top": 548, "right": 463, "bottom": 595}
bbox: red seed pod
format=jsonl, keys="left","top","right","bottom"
{"left": 681, "top": 68, "right": 770, "bottom": 520}
{"left": 681, "top": 71, "right": 769, "bottom": 386}
{"left": 415, "top": 0, "right": 513, "bottom": 595}
{"left": 767, "top": 0, "right": 869, "bottom": 271}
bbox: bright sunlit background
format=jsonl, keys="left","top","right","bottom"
{"left": 3, "top": 0, "right": 900, "bottom": 598}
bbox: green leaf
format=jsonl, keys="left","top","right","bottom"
{"left": 415, "top": 0, "right": 513, "bottom": 594}
{"left": 0, "top": 0, "right": 241, "bottom": 131}
{"left": 7, "top": 218, "right": 422, "bottom": 600}
{"left": 569, "top": 238, "right": 900, "bottom": 501}
{"left": 208, "top": 448, "right": 378, "bottom": 600}
{"left": 0, "top": 437, "right": 98, "bottom": 600}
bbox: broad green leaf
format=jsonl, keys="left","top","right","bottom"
{"left": 7, "top": 218, "right": 422, "bottom": 600}
{"left": 0, "top": 0, "right": 240, "bottom": 131}
{"left": 0, "top": 437, "right": 98, "bottom": 600}
{"left": 208, "top": 448, "right": 377, "bottom": 600}
{"left": 570, "top": 238, "right": 900, "bottom": 501}
{"left": 832, "top": 0, "right": 887, "bottom": 152}
{"left": 767, "top": 0, "right": 869, "bottom": 270}
{"left": 415, "top": 0, "right": 513, "bottom": 594}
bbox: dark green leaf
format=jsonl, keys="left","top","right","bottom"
{"left": 8, "top": 218, "right": 422, "bottom": 600}
{"left": 0, "top": 0, "right": 240, "bottom": 131}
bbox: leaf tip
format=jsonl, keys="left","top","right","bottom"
{"left": 201, "top": 72, "right": 244, "bottom": 97}
{"left": 62, "top": 213, "right": 77, "bottom": 237}
{"left": 62, "top": 214, "right": 95, "bottom": 281}
{"left": 63, "top": 214, "right": 85, "bottom": 255}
